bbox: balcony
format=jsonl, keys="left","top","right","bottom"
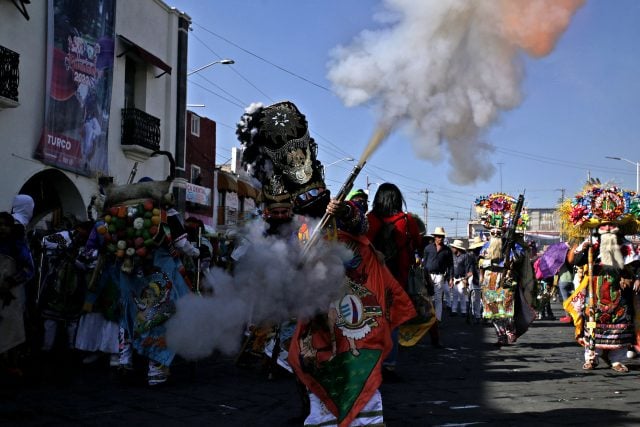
{"left": 0, "top": 45, "right": 19, "bottom": 108}
{"left": 121, "top": 107, "right": 160, "bottom": 161}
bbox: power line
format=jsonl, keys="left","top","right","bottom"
{"left": 194, "top": 23, "right": 332, "bottom": 93}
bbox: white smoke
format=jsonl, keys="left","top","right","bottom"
{"left": 166, "top": 218, "right": 351, "bottom": 360}
{"left": 327, "top": 0, "right": 583, "bottom": 184}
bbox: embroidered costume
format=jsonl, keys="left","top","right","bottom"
{"left": 475, "top": 193, "right": 535, "bottom": 346}
{"left": 560, "top": 182, "right": 640, "bottom": 371}
{"left": 237, "top": 101, "right": 416, "bottom": 426}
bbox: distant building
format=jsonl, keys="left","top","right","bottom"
{"left": 214, "top": 147, "right": 260, "bottom": 233}
{"left": 468, "top": 207, "right": 561, "bottom": 244}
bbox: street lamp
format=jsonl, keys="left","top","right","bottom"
{"left": 324, "top": 157, "right": 354, "bottom": 168}
{"left": 187, "top": 58, "right": 235, "bottom": 76}
{"left": 605, "top": 156, "right": 640, "bottom": 194}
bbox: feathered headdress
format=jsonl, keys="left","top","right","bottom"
{"left": 236, "top": 101, "right": 328, "bottom": 214}
{"left": 474, "top": 193, "right": 529, "bottom": 231}
{"left": 558, "top": 179, "right": 640, "bottom": 239}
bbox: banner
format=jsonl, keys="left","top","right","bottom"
{"left": 185, "top": 183, "right": 212, "bottom": 206}
{"left": 35, "top": 0, "right": 116, "bottom": 177}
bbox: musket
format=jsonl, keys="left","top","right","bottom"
{"left": 301, "top": 162, "right": 365, "bottom": 258}
{"left": 35, "top": 236, "right": 45, "bottom": 306}
{"left": 300, "top": 125, "right": 390, "bottom": 258}
{"left": 499, "top": 193, "right": 525, "bottom": 287}
{"left": 127, "top": 161, "right": 139, "bottom": 184}
{"left": 196, "top": 227, "right": 202, "bottom": 295}
{"left": 585, "top": 230, "right": 597, "bottom": 361}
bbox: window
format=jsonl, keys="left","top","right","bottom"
{"left": 124, "top": 57, "right": 136, "bottom": 108}
{"left": 191, "top": 114, "right": 200, "bottom": 137}
{"left": 190, "top": 165, "right": 201, "bottom": 184}
{"left": 124, "top": 56, "right": 147, "bottom": 108}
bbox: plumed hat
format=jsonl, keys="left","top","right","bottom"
{"left": 558, "top": 180, "right": 640, "bottom": 239}
{"left": 237, "top": 101, "right": 328, "bottom": 215}
{"left": 474, "top": 193, "right": 529, "bottom": 232}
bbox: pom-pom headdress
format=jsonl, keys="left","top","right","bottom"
{"left": 558, "top": 181, "right": 640, "bottom": 239}
{"left": 474, "top": 193, "right": 529, "bottom": 232}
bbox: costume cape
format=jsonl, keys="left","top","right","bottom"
{"left": 288, "top": 231, "right": 415, "bottom": 427}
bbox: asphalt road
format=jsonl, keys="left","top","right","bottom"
{"left": 2, "top": 301, "right": 640, "bottom": 426}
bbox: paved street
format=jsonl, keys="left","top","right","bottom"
{"left": 2, "top": 301, "right": 640, "bottom": 426}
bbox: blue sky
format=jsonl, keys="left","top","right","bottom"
{"left": 169, "top": 0, "right": 640, "bottom": 236}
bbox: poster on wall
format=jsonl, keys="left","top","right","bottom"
{"left": 34, "top": 0, "right": 116, "bottom": 177}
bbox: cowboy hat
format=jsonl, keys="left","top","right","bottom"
{"left": 450, "top": 239, "right": 466, "bottom": 251}
{"left": 431, "top": 226, "right": 446, "bottom": 236}
{"left": 468, "top": 235, "right": 485, "bottom": 250}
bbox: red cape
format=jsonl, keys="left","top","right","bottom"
{"left": 288, "top": 231, "right": 416, "bottom": 426}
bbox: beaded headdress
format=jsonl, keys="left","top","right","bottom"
{"left": 474, "top": 193, "right": 529, "bottom": 232}
{"left": 558, "top": 181, "right": 640, "bottom": 239}
{"left": 237, "top": 101, "right": 328, "bottom": 215}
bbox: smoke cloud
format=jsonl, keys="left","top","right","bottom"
{"left": 166, "top": 218, "right": 351, "bottom": 360}
{"left": 327, "top": 0, "right": 584, "bottom": 184}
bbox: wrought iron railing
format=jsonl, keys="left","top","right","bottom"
{"left": 121, "top": 107, "right": 161, "bottom": 151}
{"left": 0, "top": 45, "right": 19, "bottom": 102}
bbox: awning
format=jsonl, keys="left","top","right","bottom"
{"left": 117, "top": 35, "right": 172, "bottom": 77}
{"left": 217, "top": 171, "right": 237, "bottom": 193}
{"left": 238, "top": 180, "right": 259, "bottom": 200}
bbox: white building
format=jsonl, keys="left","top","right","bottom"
{"left": 0, "top": 0, "right": 190, "bottom": 231}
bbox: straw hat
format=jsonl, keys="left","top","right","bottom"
{"left": 468, "top": 235, "right": 485, "bottom": 250}
{"left": 431, "top": 226, "right": 446, "bottom": 236}
{"left": 450, "top": 239, "right": 466, "bottom": 251}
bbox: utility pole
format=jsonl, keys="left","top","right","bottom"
{"left": 555, "top": 188, "right": 566, "bottom": 242}
{"left": 455, "top": 211, "right": 459, "bottom": 238}
{"left": 421, "top": 188, "right": 431, "bottom": 234}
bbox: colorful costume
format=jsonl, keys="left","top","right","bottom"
{"left": 560, "top": 182, "right": 640, "bottom": 371}
{"left": 0, "top": 212, "right": 35, "bottom": 355}
{"left": 237, "top": 101, "right": 416, "bottom": 426}
{"left": 91, "top": 175, "right": 197, "bottom": 385}
{"left": 475, "top": 193, "right": 535, "bottom": 345}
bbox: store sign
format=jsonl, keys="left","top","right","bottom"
{"left": 185, "top": 183, "right": 211, "bottom": 206}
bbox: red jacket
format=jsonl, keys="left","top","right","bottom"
{"left": 366, "top": 212, "right": 423, "bottom": 289}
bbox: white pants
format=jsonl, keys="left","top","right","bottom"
{"left": 305, "top": 389, "right": 383, "bottom": 426}
{"left": 451, "top": 279, "right": 468, "bottom": 314}
{"left": 430, "top": 273, "right": 447, "bottom": 321}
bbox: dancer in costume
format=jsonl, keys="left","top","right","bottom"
{"left": 38, "top": 218, "right": 94, "bottom": 361}
{"left": 237, "top": 101, "right": 415, "bottom": 427}
{"left": 91, "top": 171, "right": 199, "bottom": 386}
{"left": 0, "top": 211, "right": 35, "bottom": 378}
{"left": 474, "top": 193, "right": 536, "bottom": 346}
{"left": 366, "top": 182, "right": 423, "bottom": 380}
{"left": 560, "top": 181, "right": 640, "bottom": 372}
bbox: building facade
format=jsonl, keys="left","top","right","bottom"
{"left": 0, "top": 0, "right": 190, "bottom": 231}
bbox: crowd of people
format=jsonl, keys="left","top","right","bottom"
{"left": 2, "top": 100, "right": 640, "bottom": 426}
{"left": 0, "top": 190, "right": 240, "bottom": 386}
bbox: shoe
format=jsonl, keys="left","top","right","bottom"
{"left": 109, "top": 354, "right": 120, "bottom": 367}
{"left": 450, "top": 312, "right": 457, "bottom": 317}
{"left": 148, "top": 362, "right": 170, "bottom": 386}
{"left": 611, "top": 362, "right": 629, "bottom": 373}
{"left": 559, "top": 316, "right": 572, "bottom": 323}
